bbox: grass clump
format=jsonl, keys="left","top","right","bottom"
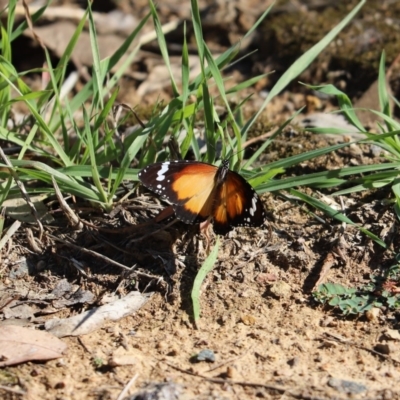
{"left": 4, "top": 0, "right": 394, "bottom": 323}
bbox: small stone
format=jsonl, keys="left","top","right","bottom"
{"left": 320, "top": 340, "right": 338, "bottom": 349}
{"left": 320, "top": 316, "right": 335, "bottom": 327}
{"left": 156, "top": 341, "right": 169, "bottom": 353}
{"left": 193, "top": 349, "right": 215, "bottom": 363}
{"left": 36, "top": 260, "right": 47, "bottom": 271}
{"left": 328, "top": 378, "right": 367, "bottom": 394}
{"left": 365, "top": 307, "right": 380, "bottom": 322}
{"left": 108, "top": 351, "right": 139, "bottom": 367}
{"left": 54, "top": 382, "right": 65, "bottom": 389}
{"left": 383, "top": 389, "right": 393, "bottom": 400}
{"left": 56, "top": 359, "right": 66, "bottom": 367}
{"left": 288, "top": 357, "right": 300, "bottom": 367}
{"left": 225, "top": 366, "right": 236, "bottom": 379}
{"left": 167, "top": 345, "right": 180, "bottom": 357}
{"left": 269, "top": 281, "right": 291, "bottom": 299}
{"left": 240, "top": 314, "right": 256, "bottom": 326}
{"left": 383, "top": 329, "right": 400, "bottom": 341}
{"left": 9, "top": 259, "right": 29, "bottom": 279}
{"left": 256, "top": 273, "right": 277, "bottom": 284}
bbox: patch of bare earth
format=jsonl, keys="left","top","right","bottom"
{"left": 1, "top": 132, "right": 400, "bottom": 399}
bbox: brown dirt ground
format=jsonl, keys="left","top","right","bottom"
{"left": 2, "top": 1, "right": 400, "bottom": 400}
{"left": 2, "top": 132, "right": 399, "bottom": 400}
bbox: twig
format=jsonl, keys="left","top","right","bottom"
{"left": 47, "top": 233, "right": 133, "bottom": 271}
{"left": 52, "top": 177, "right": 83, "bottom": 230}
{"left": 163, "top": 359, "right": 287, "bottom": 392}
{"left": 207, "top": 346, "right": 254, "bottom": 372}
{"left": 160, "top": 359, "right": 325, "bottom": 399}
{"left": 22, "top": 0, "right": 46, "bottom": 49}
{"left": 77, "top": 337, "right": 91, "bottom": 353}
{"left": 0, "top": 384, "right": 26, "bottom": 395}
{"left": 26, "top": 227, "right": 43, "bottom": 253}
{"left": 242, "top": 127, "right": 278, "bottom": 149}
{"left": 322, "top": 332, "right": 400, "bottom": 366}
{"left": 116, "top": 373, "right": 139, "bottom": 400}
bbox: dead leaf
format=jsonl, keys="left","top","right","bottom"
{"left": 3, "top": 195, "right": 54, "bottom": 224}
{"left": 354, "top": 79, "right": 393, "bottom": 129}
{"left": 2, "top": 302, "right": 35, "bottom": 320}
{"left": 0, "top": 325, "right": 67, "bottom": 366}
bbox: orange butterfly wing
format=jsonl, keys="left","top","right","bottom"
{"left": 212, "top": 170, "right": 265, "bottom": 234}
{"left": 138, "top": 160, "right": 266, "bottom": 234}
{"left": 138, "top": 161, "right": 218, "bottom": 224}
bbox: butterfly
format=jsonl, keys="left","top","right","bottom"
{"left": 138, "top": 159, "right": 266, "bottom": 235}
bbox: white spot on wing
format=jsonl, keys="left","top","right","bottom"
{"left": 249, "top": 195, "right": 257, "bottom": 217}
{"left": 156, "top": 162, "right": 170, "bottom": 181}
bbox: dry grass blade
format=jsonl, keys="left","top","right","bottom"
{"left": 0, "top": 147, "right": 44, "bottom": 240}
{"left": 22, "top": 0, "right": 46, "bottom": 49}
{"left": 116, "top": 373, "right": 139, "bottom": 400}
{"left": 0, "top": 219, "right": 21, "bottom": 251}
{"left": 52, "top": 176, "right": 83, "bottom": 230}
{"left": 312, "top": 252, "right": 336, "bottom": 291}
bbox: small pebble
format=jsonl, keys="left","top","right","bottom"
{"left": 383, "top": 329, "right": 400, "bottom": 341}
{"left": 193, "top": 349, "right": 215, "bottom": 363}
{"left": 366, "top": 307, "right": 380, "bottom": 322}
{"left": 328, "top": 378, "right": 367, "bottom": 394}
{"left": 288, "top": 357, "right": 300, "bottom": 367}
{"left": 320, "top": 316, "right": 335, "bottom": 327}
{"left": 383, "top": 389, "right": 393, "bottom": 400}
{"left": 225, "top": 366, "right": 236, "bottom": 379}
{"left": 241, "top": 314, "right": 256, "bottom": 326}
{"left": 269, "top": 281, "right": 291, "bottom": 299}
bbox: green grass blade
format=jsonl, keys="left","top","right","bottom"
{"left": 378, "top": 51, "right": 391, "bottom": 118}
{"left": 289, "top": 189, "right": 386, "bottom": 247}
{"left": 258, "top": 162, "right": 400, "bottom": 192}
{"left": 87, "top": 3, "right": 104, "bottom": 108}
{"left": 308, "top": 84, "right": 365, "bottom": 131}
{"left": 190, "top": 0, "right": 205, "bottom": 65}
{"left": 148, "top": 0, "right": 179, "bottom": 96}
{"left": 242, "top": 0, "right": 366, "bottom": 137}
{"left": 9, "top": 160, "right": 102, "bottom": 202}
{"left": 191, "top": 237, "right": 220, "bottom": 324}
{"left": 82, "top": 108, "right": 108, "bottom": 204}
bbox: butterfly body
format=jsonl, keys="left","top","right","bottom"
{"left": 138, "top": 160, "right": 265, "bottom": 234}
